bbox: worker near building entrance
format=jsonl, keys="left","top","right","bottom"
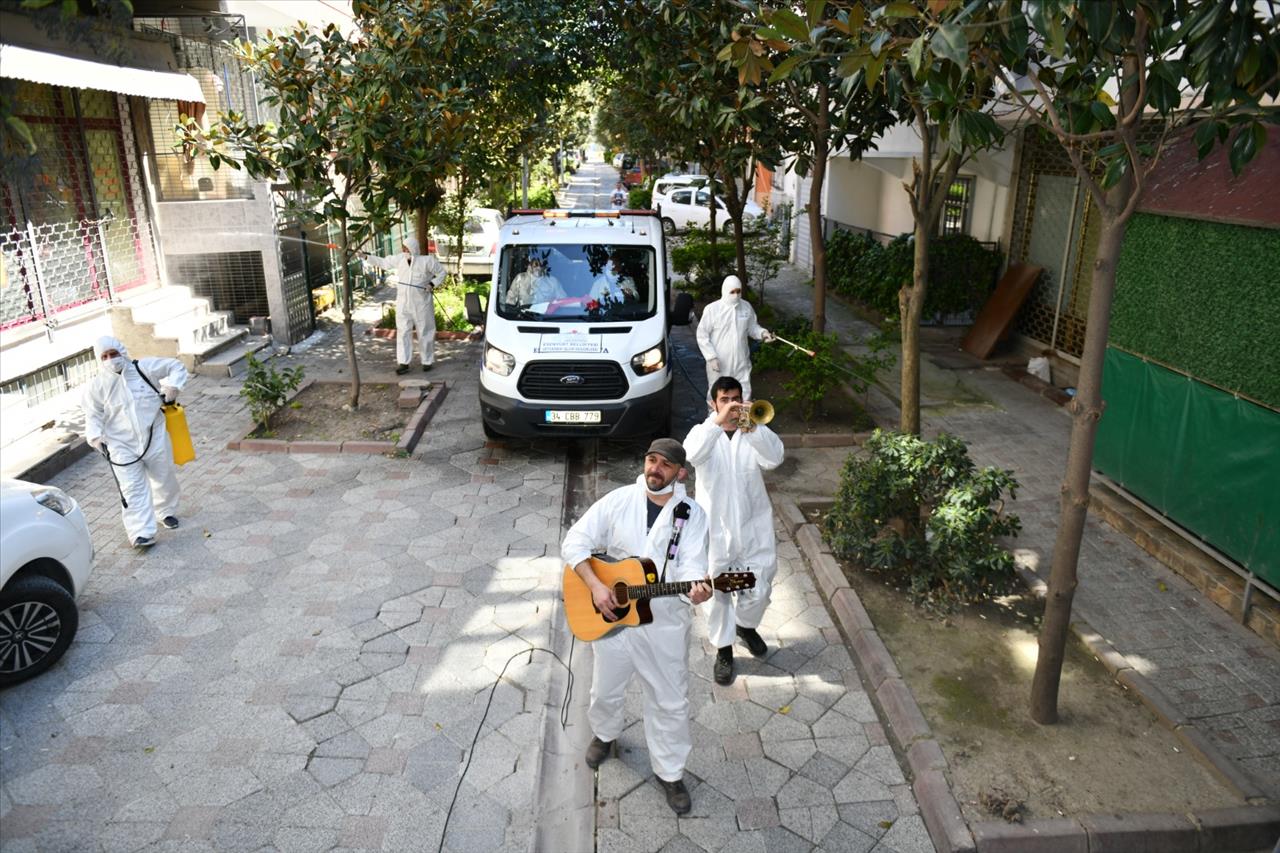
{"left": 561, "top": 438, "right": 712, "bottom": 815}
{"left": 696, "top": 274, "right": 774, "bottom": 400}
{"left": 683, "top": 375, "right": 785, "bottom": 685}
{"left": 82, "top": 335, "right": 188, "bottom": 549}
{"left": 361, "top": 236, "right": 446, "bottom": 374}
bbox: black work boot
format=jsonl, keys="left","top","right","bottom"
{"left": 395, "top": 364, "right": 410, "bottom": 375}
{"left": 714, "top": 646, "right": 734, "bottom": 685}
{"left": 736, "top": 626, "right": 768, "bottom": 658}
{"left": 659, "top": 777, "right": 691, "bottom": 815}
{"left": 585, "top": 736, "right": 614, "bottom": 770}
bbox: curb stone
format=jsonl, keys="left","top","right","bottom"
{"left": 780, "top": 492, "right": 1278, "bottom": 853}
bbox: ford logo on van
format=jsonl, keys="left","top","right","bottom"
{"left": 560, "top": 374, "right": 585, "bottom": 385}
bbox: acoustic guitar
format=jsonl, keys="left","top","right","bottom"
{"left": 563, "top": 555, "right": 756, "bottom": 641}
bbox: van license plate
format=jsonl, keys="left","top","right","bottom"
{"left": 545, "top": 410, "right": 601, "bottom": 424}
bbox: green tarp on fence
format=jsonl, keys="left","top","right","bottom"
{"left": 1095, "top": 347, "right": 1279, "bottom": 587}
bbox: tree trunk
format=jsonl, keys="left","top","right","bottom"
{"left": 899, "top": 218, "right": 928, "bottom": 435}
{"left": 414, "top": 184, "right": 445, "bottom": 250}
{"left": 1030, "top": 211, "right": 1128, "bottom": 723}
{"left": 338, "top": 224, "right": 361, "bottom": 409}
{"left": 809, "top": 129, "right": 829, "bottom": 334}
{"left": 721, "top": 164, "right": 749, "bottom": 286}
{"left": 708, "top": 174, "right": 720, "bottom": 283}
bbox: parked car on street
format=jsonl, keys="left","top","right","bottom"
{"left": 658, "top": 186, "right": 764, "bottom": 234}
{"left": 432, "top": 208, "right": 504, "bottom": 278}
{"left": 652, "top": 174, "right": 723, "bottom": 208}
{"left": 0, "top": 479, "right": 94, "bottom": 687}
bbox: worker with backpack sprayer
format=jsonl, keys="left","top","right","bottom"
{"left": 81, "top": 335, "right": 192, "bottom": 549}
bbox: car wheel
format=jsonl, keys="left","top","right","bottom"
{"left": 0, "top": 575, "right": 79, "bottom": 688}
{"left": 482, "top": 419, "right": 501, "bottom": 440}
{"left": 721, "top": 220, "right": 734, "bottom": 236}
{"left": 661, "top": 218, "right": 676, "bottom": 236}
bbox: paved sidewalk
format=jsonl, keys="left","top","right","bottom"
{"left": 764, "top": 268, "right": 1280, "bottom": 797}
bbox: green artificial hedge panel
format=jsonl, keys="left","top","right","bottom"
{"left": 1096, "top": 348, "right": 1279, "bottom": 584}
{"left": 1111, "top": 213, "right": 1280, "bottom": 409}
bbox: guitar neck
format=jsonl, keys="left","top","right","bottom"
{"left": 628, "top": 580, "right": 698, "bottom": 600}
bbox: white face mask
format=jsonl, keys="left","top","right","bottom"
{"left": 724, "top": 292, "right": 741, "bottom": 306}
{"left": 646, "top": 481, "right": 675, "bottom": 496}
{"left": 104, "top": 355, "right": 127, "bottom": 374}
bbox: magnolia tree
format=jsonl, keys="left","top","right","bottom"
{"left": 184, "top": 23, "right": 402, "bottom": 408}
{"left": 977, "top": 0, "right": 1279, "bottom": 723}
{"left": 724, "top": 1, "right": 899, "bottom": 333}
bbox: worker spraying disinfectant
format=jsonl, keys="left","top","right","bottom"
{"left": 82, "top": 336, "right": 190, "bottom": 549}
{"left": 360, "top": 236, "right": 446, "bottom": 374}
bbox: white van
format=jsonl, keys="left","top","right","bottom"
{"left": 466, "top": 210, "right": 693, "bottom": 439}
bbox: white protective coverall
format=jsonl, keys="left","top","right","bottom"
{"left": 505, "top": 266, "right": 566, "bottom": 307}
{"left": 82, "top": 336, "right": 188, "bottom": 542}
{"left": 684, "top": 418, "right": 784, "bottom": 649}
{"left": 364, "top": 236, "right": 446, "bottom": 367}
{"left": 696, "top": 276, "right": 768, "bottom": 400}
{"left": 561, "top": 477, "right": 709, "bottom": 782}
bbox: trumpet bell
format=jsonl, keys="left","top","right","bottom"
{"left": 749, "top": 399, "right": 774, "bottom": 425}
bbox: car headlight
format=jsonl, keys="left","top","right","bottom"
{"left": 631, "top": 341, "right": 666, "bottom": 375}
{"left": 33, "top": 487, "right": 75, "bottom": 516}
{"left": 484, "top": 343, "right": 516, "bottom": 376}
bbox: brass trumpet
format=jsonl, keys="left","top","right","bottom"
{"left": 736, "top": 399, "right": 774, "bottom": 432}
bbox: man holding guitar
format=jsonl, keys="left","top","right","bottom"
{"left": 684, "top": 376, "right": 786, "bottom": 685}
{"left": 562, "top": 439, "right": 712, "bottom": 815}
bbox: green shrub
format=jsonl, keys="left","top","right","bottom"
{"left": 240, "top": 355, "right": 305, "bottom": 433}
{"left": 628, "top": 187, "right": 652, "bottom": 209}
{"left": 827, "top": 232, "right": 1002, "bottom": 320}
{"left": 433, "top": 275, "right": 490, "bottom": 331}
{"left": 503, "top": 183, "right": 557, "bottom": 210}
{"left": 823, "top": 430, "right": 1021, "bottom": 611}
{"left": 377, "top": 305, "right": 396, "bottom": 329}
{"left": 671, "top": 226, "right": 736, "bottom": 301}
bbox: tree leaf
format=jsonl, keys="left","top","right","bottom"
{"left": 883, "top": 2, "right": 918, "bottom": 19}
{"left": 769, "top": 8, "right": 811, "bottom": 43}
{"left": 769, "top": 54, "right": 803, "bottom": 84}
{"left": 930, "top": 23, "right": 969, "bottom": 67}
{"left": 837, "top": 50, "right": 870, "bottom": 79}
{"left": 1080, "top": 0, "right": 1115, "bottom": 47}
{"left": 806, "top": 0, "right": 825, "bottom": 29}
{"left": 1193, "top": 119, "right": 1219, "bottom": 159}
{"left": 907, "top": 35, "right": 927, "bottom": 78}
{"left": 1227, "top": 121, "right": 1263, "bottom": 176}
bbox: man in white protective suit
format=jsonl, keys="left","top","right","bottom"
{"left": 561, "top": 438, "right": 712, "bottom": 815}
{"left": 81, "top": 335, "right": 189, "bottom": 549}
{"left": 683, "top": 375, "right": 785, "bottom": 685}
{"left": 695, "top": 275, "right": 774, "bottom": 400}
{"left": 361, "top": 236, "right": 445, "bottom": 374}
{"left": 588, "top": 251, "right": 639, "bottom": 304}
{"left": 504, "top": 256, "right": 566, "bottom": 307}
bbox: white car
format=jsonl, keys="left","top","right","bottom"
{"left": 433, "top": 208, "right": 504, "bottom": 278}
{"left": 651, "top": 174, "right": 719, "bottom": 204}
{"left": 658, "top": 185, "right": 765, "bottom": 234}
{"left": 0, "top": 479, "right": 94, "bottom": 687}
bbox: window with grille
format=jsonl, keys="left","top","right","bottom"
{"left": 940, "top": 176, "right": 974, "bottom": 236}
{"left": 135, "top": 17, "right": 256, "bottom": 202}
{"left": 0, "top": 349, "right": 95, "bottom": 408}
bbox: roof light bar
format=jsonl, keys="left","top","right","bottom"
{"left": 508, "top": 209, "right": 660, "bottom": 219}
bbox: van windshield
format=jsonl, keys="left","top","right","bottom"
{"left": 496, "top": 244, "right": 658, "bottom": 323}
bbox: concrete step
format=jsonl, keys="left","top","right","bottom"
{"left": 127, "top": 288, "right": 211, "bottom": 326}
{"left": 157, "top": 309, "right": 231, "bottom": 346}
{"left": 192, "top": 335, "right": 272, "bottom": 378}
{"left": 176, "top": 327, "right": 247, "bottom": 371}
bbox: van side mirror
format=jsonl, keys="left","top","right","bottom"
{"left": 670, "top": 291, "right": 694, "bottom": 327}
{"left": 465, "top": 291, "right": 487, "bottom": 326}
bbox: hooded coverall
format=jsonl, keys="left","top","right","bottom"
{"left": 561, "top": 477, "right": 709, "bottom": 782}
{"left": 81, "top": 335, "right": 188, "bottom": 542}
{"left": 684, "top": 418, "right": 785, "bottom": 649}
{"left": 364, "top": 236, "right": 446, "bottom": 367}
{"left": 696, "top": 275, "right": 768, "bottom": 400}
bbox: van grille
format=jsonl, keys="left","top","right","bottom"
{"left": 518, "top": 360, "right": 629, "bottom": 401}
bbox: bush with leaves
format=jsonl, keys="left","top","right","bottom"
{"left": 433, "top": 276, "right": 490, "bottom": 331}
{"left": 240, "top": 355, "right": 305, "bottom": 434}
{"left": 671, "top": 226, "right": 736, "bottom": 301}
{"left": 828, "top": 232, "right": 1003, "bottom": 320}
{"left": 823, "top": 430, "right": 1021, "bottom": 611}
{"left": 628, "top": 187, "right": 652, "bottom": 209}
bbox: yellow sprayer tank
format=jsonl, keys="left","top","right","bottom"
{"left": 163, "top": 403, "right": 195, "bottom": 465}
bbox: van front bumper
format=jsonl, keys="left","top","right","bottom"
{"left": 480, "top": 383, "right": 671, "bottom": 439}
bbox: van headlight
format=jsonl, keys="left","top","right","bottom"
{"left": 34, "top": 487, "right": 75, "bottom": 516}
{"left": 631, "top": 342, "right": 666, "bottom": 375}
{"left": 484, "top": 343, "right": 516, "bottom": 376}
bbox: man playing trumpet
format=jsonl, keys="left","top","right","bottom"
{"left": 683, "top": 376, "right": 785, "bottom": 685}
